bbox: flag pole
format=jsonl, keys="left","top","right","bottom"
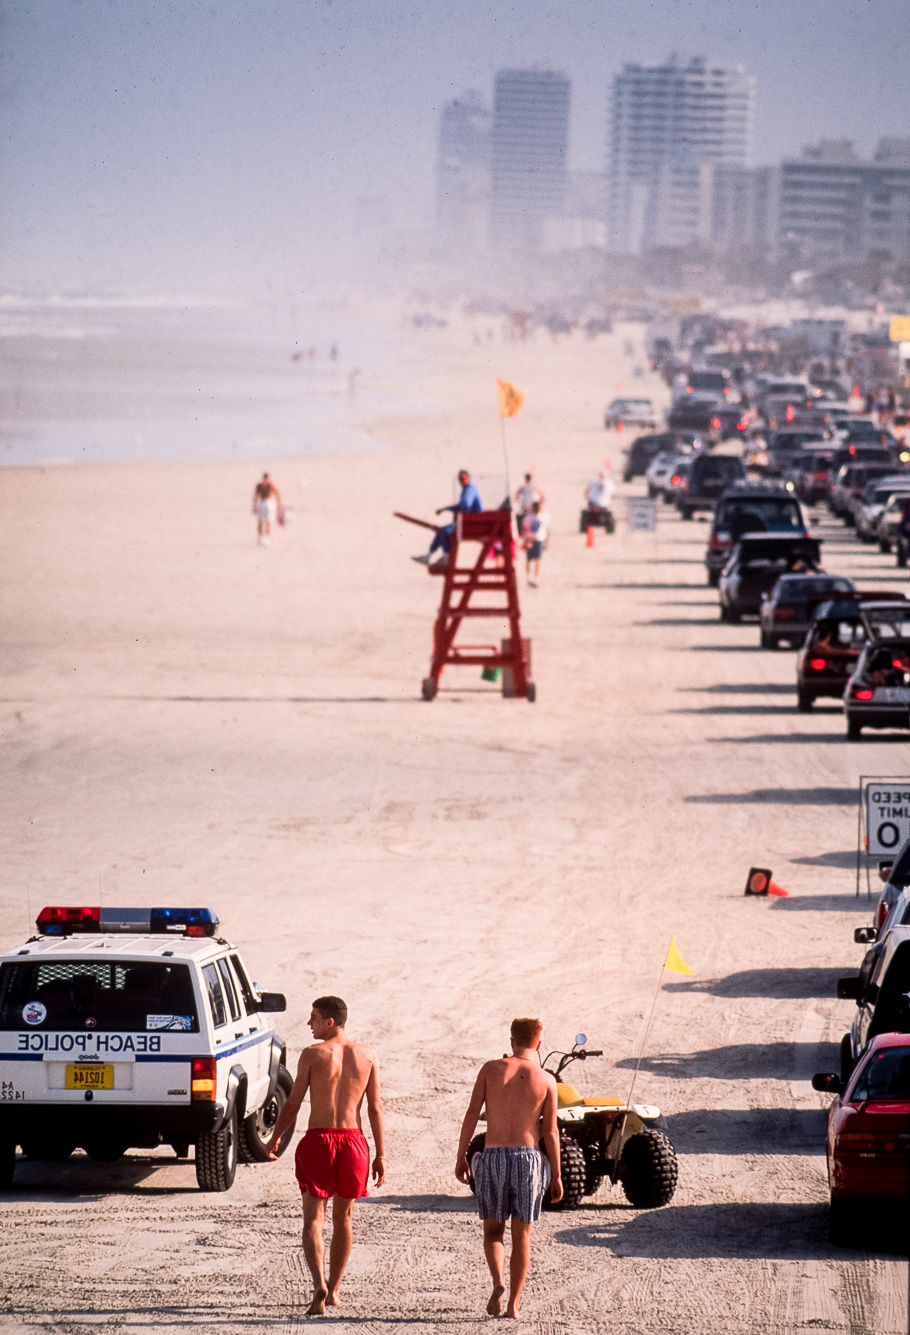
{"left": 608, "top": 943, "right": 668, "bottom": 1184}
{"left": 499, "top": 415, "right": 512, "bottom": 505}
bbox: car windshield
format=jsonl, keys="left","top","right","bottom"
{"left": 865, "top": 609, "right": 910, "bottom": 638}
{"left": 812, "top": 618, "right": 865, "bottom": 648}
{"left": 718, "top": 498, "right": 803, "bottom": 528}
{"left": 0, "top": 960, "right": 200, "bottom": 1032}
{"left": 850, "top": 1046, "right": 910, "bottom": 1102}
{"left": 697, "top": 459, "right": 742, "bottom": 478}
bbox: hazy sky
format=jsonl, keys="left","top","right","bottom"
{"left": 2, "top": 0, "right": 907, "bottom": 293}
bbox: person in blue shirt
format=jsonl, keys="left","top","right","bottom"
{"left": 413, "top": 470, "right": 483, "bottom": 564}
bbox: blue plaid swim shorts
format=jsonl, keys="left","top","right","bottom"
{"left": 471, "top": 1145, "right": 550, "bottom": 1223}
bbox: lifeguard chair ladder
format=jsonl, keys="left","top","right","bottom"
{"left": 421, "top": 510, "right": 534, "bottom": 702}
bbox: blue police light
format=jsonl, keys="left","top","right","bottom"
{"left": 150, "top": 908, "right": 219, "bottom": 937}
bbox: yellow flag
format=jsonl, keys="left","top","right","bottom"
{"left": 664, "top": 936, "right": 695, "bottom": 975}
{"left": 497, "top": 378, "right": 526, "bottom": 419}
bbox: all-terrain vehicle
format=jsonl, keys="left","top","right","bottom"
{"left": 466, "top": 1035, "right": 678, "bottom": 1210}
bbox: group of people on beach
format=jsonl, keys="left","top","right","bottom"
{"left": 266, "top": 997, "right": 561, "bottom": 1321}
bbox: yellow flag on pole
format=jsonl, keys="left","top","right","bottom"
{"left": 664, "top": 936, "right": 695, "bottom": 975}
{"left": 497, "top": 378, "right": 526, "bottom": 419}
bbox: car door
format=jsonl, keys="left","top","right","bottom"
{"left": 227, "top": 953, "right": 271, "bottom": 1110}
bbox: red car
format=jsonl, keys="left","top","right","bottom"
{"left": 813, "top": 1033, "right": 910, "bottom": 1243}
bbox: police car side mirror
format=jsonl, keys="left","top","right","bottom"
{"left": 811, "top": 1072, "right": 843, "bottom": 1094}
{"left": 256, "top": 991, "right": 287, "bottom": 1012}
{"left": 836, "top": 976, "right": 862, "bottom": 1001}
{"left": 854, "top": 926, "right": 877, "bottom": 944}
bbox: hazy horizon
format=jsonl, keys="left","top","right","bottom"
{"left": 2, "top": 0, "right": 907, "bottom": 296}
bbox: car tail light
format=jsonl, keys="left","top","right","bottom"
{"left": 711, "top": 417, "right": 721, "bottom": 429}
{"left": 737, "top": 419, "right": 748, "bottom": 430}
{"left": 853, "top": 688, "right": 874, "bottom": 700}
{"left": 191, "top": 1057, "right": 217, "bottom": 1101}
{"left": 710, "top": 531, "right": 731, "bottom": 550}
{"left": 838, "top": 1131, "right": 910, "bottom": 1152}
{"left": 671, "top": 474, "right": 681, "bottom": 485}
{"left": 813, "top": 472, "right": 828, "bottom": 482}
{"left": 786, "top": 405, "right": 795, "bottom": 421}
{"left": 810, "top": 658, "right": 827, "bottom": 670}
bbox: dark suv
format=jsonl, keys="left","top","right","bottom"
{"left": 676, "top": 454, "right": 747, "bottom": 519}
{"left": 623, "top": 431, "right": 701, "bottom": 482}
{"left": 705, "top": 484, "right": 808, "bottom": 586}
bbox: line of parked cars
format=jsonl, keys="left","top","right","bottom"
{"left": 813, "top": 835, "right": 910, "bottom": 1242}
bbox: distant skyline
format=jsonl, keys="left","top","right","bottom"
{"left": 1, "top": 0, "right": 908, "bottom": 292}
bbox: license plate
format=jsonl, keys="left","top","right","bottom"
{"left": 65, "top": 1063, "right": 114, "bottom": 1090}
{"left": 875, "top": 687, "right": 910, "bottom": 704}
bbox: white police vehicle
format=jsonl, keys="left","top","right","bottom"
{"left": 0, "top": 906, "right": 291, "bottom": 1191}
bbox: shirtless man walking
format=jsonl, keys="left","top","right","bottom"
{"left": 267, "top": 996, "right": 385, "bottom": 1316}
{"left": 455, "top": 1018, "right": 562, "bottom": 1320}
{"left": 252, "top": 472, "right": 282, "bottom": 546}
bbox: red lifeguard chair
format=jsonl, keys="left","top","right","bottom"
{"left": 420, "top": 509, "right": 534, "bottom": 702}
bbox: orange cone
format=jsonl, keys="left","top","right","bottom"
{"left": 586, "top": 525, "right": 596, "bottom": 548}
{"left": 768, "top": 879, "right": 789, "bottom": 897}
{"left": 744, "top": 867, "right": 789, "bottom": 897}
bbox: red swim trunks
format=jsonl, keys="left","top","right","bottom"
{"left": 295, "top": 1128, "right": 370, "bottom": 1199}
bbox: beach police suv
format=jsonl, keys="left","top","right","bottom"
{"left": 0, "top": 906, "right": 292, "bottom": 1191}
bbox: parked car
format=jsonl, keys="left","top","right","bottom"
{"left": 623, "top": 431, "right": 701, "bottom": 481}
{"left": 844, "top": 605, "right": 910, "bottom": 738}
{"left": 837, "top": 926, "right": 910, "bottom": 1071}
{"left": 877, "top": 491, "right": 910, "bottom": 553}
{"left": 646, "top": 450, "right": 693, "bottom": 500}
{"left": 683, "top": 369, "right": 731, "bottom": 400}
{"left": 676, "top": 454, "right": 747, "bottom": 519}
{"left": 812, "top": 1033, "right": 910, "bottom": 1244}
{"left": 604, "top": 397, "right": 657, "bottom": 429}
{"left": 852, "top": 477, "right": 910, "bottom": 543}
{"left": 794, "top": 594, "right": 908, "bottom": 710}
{"left": 758, "top": 573, "right": 855, "bottom": 650}
{"left": 705, "top": 484, "right": 809, "bottom": 586}
{"left": 782, "top": 447, "right": 836, "bottom": 505}
{"left": 829, "top": 462, "right": 901, "bottom": 522}
{"left": 809, "top": 377, "right": 850, "bottom": 402}
{"left": 894, "top": 497, "right": 910, "bottom": 567}
{"left": 719, "top": 534, "right": 822, "bottom": 623}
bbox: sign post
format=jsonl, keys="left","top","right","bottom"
{"left": 627, "top": 497, "right": 657, "bottom": 533}
{"left": 857, "top": 776, "right": 910, "bottom": 896}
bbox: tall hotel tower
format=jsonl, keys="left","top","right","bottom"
{"left": 490, "top": 68, "right": 571, "bottom": 251}
{"left": 608, "top": 54, "right": 754, "bottom": 254}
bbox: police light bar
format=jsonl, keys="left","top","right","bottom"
{"left": 36, "top": 907, "right": 219, "bottom": 937}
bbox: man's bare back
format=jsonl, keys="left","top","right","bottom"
{"left": 298, "top": 1037, "right": 377, "bottom": 1129}
{"left": 479, "top": 1057, "right": 556, "bottom": 1147}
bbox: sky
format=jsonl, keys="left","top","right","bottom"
{"left": 1, "top": 0, "right": 908, "bottom": 294}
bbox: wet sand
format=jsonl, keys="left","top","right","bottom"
{"left": 0, "top": 311, "right": 906, "bottom": 1333}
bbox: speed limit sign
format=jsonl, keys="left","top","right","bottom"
{"left": 867, "top": 785, "right": 910, "bottom": 855}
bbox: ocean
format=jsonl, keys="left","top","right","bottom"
{"left": 0, "top": 294, "right": 438, "bottom": 467}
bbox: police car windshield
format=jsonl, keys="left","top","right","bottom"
{"left": 851, "top": 1046, "right": 910, "bottom": 1102}
{"left": 0, "top": 960, "right": 199, "bottom": 1032}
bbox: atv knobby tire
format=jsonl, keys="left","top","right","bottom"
{"left": 543, "top": 1131, "right": 586, "bottom": 1211}
{"left": 618, "top": 1128, "right": 678, "bottom": 1208}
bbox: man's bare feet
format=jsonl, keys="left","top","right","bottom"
{"left": 486, "top": 1284, "right": 505, "bottom": 1316}
{"left": 306, "top": 1288, "right": 328, "bottom": 1316}
{"left": 326, "top": 1289, "right": 342, "bottom": 1308}
{"left": 504, "top": 1306, "right": 520, "bottom": 1320}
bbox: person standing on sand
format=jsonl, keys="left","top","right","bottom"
{"left": 455, "top": 1018, "right": 562, "bottom": 1320}
{"left": 252, "top": 472, "right": 282, "bottom": 546}
{"left": 267, "top": 996, "right": 385, "bottom": 1317}
{"left": 514, "top": 472, "right": 545, "bottom": 531}
{"left": 521, "top": 501, "right": 550, "bottom": 588}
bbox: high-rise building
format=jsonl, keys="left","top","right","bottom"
{"left": 754, "top": 139, "right": 910, "bottom": 267}
{"left": 490, "top": 69, "right": 571, "bottom": 251}
{"left": 608, "top": 54, "right": 754, "bottom": 253}
{"left": 436, "top": 93, "right": 492, "bottom": 253}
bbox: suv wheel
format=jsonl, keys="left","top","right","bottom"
{"left": 0, "top": 1140, "right": 14, "bottom": 1189}
{"left": 195, "top": 1105, "right": 238, "bottom": 1192}
{"left": 707, "top": 570, "right": 720, "bottom": 588}
{"left": 238, "top": 1065, "right": 294, "bottom": 1163}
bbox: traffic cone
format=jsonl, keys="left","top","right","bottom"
{"left": 586, "top": 525, "right": 596, "bottom": 548}
{"left": 744, "top": 867, "right": 790, "bottom": 897}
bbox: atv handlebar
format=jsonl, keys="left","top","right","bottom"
{"left": 541, "top": 1045, "right": 603, "bottom": 1078}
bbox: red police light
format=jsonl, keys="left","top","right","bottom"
{"left": 37, "top": 906, "right": 101, "bottom": 935}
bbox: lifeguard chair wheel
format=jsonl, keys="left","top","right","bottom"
{"left": 526, "top": 682, "right": 536, "bottom": 703}
{"left": 421, "top": 677, "right": 437, "bottom": 701}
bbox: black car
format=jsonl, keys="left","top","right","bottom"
{"left": 718, "top": 534, "right": 822, "bottom": 623}
{"left": 666, "top": 399, "right": 727, "bottom": 443}
{"left": 784, "top": 447, "right": 836, "bottom": 504}
{"left": 705, "top": 484, "right": 808, "bottom": 586}
{"left": 676, "top": 454, "right": 747, "bottom": 519}
{"left": 759, "top": 574, "right": 855, "bottom": 650}
{"left": 623, "top": 431, "right": 701, "bottom": 482}
{"left": 685, "top": 369, "right": 731, "bottom": 399}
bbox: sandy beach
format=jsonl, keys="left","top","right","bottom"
{"left": 0, "top": 307, "right": 907, "bottom": 1334}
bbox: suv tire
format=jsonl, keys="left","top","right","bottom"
{"left": 195, "top": 1105, "right": 238, "bottom": 1192}
{"left": 797, "top": 688, "right": 814, "bottom": 712}
{"left": 0, "top": 1140, "right": 14, "bottom": 1189}
{"left": 707, "top": 570, "right": 720, "bottom": 588}
{"left": 847, "top": 719, "right": 863, "bottom": 741}
{"left": 618, "top": 1128, "right": 678, "bottom": 1208}
{"left": 543, "top": 1131, "right": 586, "bottom": 1211}
{"left": 238, "top": 1065, "right": 294, "bottom": 1163}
